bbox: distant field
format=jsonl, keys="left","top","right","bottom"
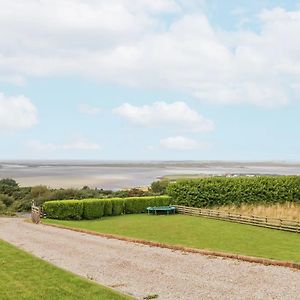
{"left": 216, "top": 202, "right": 300, "bottom": 221}
{"left": 44, "top": 214, "right": 300, "bottom": 263}
{"left": 0, "top": 240, "right": 132, "bottom": 300}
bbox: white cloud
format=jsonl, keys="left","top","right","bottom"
{"left": 78, "top": 104, "right": 101, "bottom": 115}
{"left": 0, "top": 93, "right": 38, "bottom": 132}
{"left": 114, "top": 101, "right": 214, "bottom": 132}
{"left": 28, "top": 139, "right": 101, "bottom": 151}
{"left": 160, "top": 136, "right": 209, "bottom": 150}
{"left": 0, "top": 2, "right": 299, "bottom": 107}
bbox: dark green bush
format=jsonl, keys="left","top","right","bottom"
{"left": 43, "top": 200, "right": 83, "bottom": 220}
{"left": 103, "top": 199, "right": 113, "bottom": 216}
{"left": 111, "top": 199, "right": 125, "bottom": 216}
{"left": 43, "top": 196, "right": 171, "bottom": 219}
{"left": 83, "top": 199, "right": 105, "bottom": 219}
{"left": 167, "top": 176, "right": 300, "bottom": 208}
{"left": 124, "top": 196, "right": 171, "bottom": 214}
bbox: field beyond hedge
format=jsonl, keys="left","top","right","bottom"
{"left": 0, "top": 240, "right": 132, "bottom": 300}
{"left": 43, "top": 214, "right": 300, "bottom": 263}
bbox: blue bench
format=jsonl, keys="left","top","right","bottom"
{"left": 147, "top": 206, "right": 176, "bottom": 215}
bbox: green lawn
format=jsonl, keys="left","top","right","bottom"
{"left": 44, "top": 214, "right": 300, "bottom": 263}
{"left": 0, "top": 240, "right": 133, "bottom": 300}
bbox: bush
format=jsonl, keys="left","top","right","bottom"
{"left": 167, "top": 176, "right": 300, "bottom": 208}
{"left": 124, "top": 196, "right": 171, "bottom": 214}
{"left": 43, "top": 200, "right": 83, "bottom": 220}
{"left": 0, "top": 200, "right": 6, "bottom": 213}
{"left": 150, "top": 180, "right": 169, "bottom": 195}
{"left": 103, "top": 199, "right": 113, "bottom": 216}
{"left": 111, "top": 199, "right": 124, "bottom": 216}
{"left": 0, "top": 194, "right": 14, "bottom": 207}
{"left": 83, "top": 199, "right": 105, "bottom": 219}
{"left": 43, "top": 196, "right": 171, "bottom": 219}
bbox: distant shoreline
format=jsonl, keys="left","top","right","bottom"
{"left": 1, "top": 160, "right": 300, "bottom": 189}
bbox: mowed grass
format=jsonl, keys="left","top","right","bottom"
{"left": 0, "top": 240, "right": 132, "bottom": 300}
{"left": 44, "top": 214, "right": 300, "bottom": 263}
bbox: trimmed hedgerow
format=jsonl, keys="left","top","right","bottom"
{"left": 167, "top": 176, "right": 300, "bottom": 208}
{"left": 83, "top": 199, "right": 105, "bottom": 220}
{"left": 103, "top": 199, "right": 113, "bottom": 216}
{"left": 42, "top": 200, "right": 83, "bottom": 220}
{"left": 111, "top": 199, "right": 125, "bottom": 216}
{"left": 43, "top": 196, "right": 171, "bottom": 220}
{"left": 124, "top": 196, "right": 171, "bottom": 214}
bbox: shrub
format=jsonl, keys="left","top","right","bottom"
{"left": 103, "top": 199, "right": 113, "bottom": 216}
{"left": 0, "top": 194, "right": 14, "bottom": 207}
{"left": 83, "top": 199, "right": 105, "bottom": 219}
{"left": 43, "top": 200, "right": 83, "bottom": 220}
{"left": 167, "top": 176, "right": 300, "bottom": 208}
{"left": 43, "top": 196, "right": 171, "bottom": 220}
{"left": 111, "top": 199, "right": 125, "bottom": 216}
{"left": 150, "top": 180, "right": 169, "bottom": 195}
{"left": 0, "top": 200, "right": 6, "bottom": 213}
{"left": 124, "top": 196, "right": 171, "bottom": 214}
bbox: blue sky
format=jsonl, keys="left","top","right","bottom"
{"left": 0, "top": 0, "right": 299, "bottom": 161}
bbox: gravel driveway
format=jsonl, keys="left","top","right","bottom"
{"left": 0, "top": 218, "right": 299, "bottom": 300}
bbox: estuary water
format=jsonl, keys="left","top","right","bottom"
{"left": 0, "top": 160, "right": 300, "bottom": 190}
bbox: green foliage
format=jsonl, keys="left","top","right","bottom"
{"left": 150, "top": 180, "right": 169, "bottom": 195}
{"left": 83, "top": 199, "right": 105, "bottom": 220}
{"left": 0, "top": 179, "right": 19, "bottom": 195}
{"left": 43, "top": 196, "right": 171, "bottom": 220}
{"left": 111, "top": 199, "right": 125, "bottom": 216}
{"left": 0, "top": 194, "right": 14, "bottom": 206}
{"left": 167, "top": 176, "right": 300, "bottom": 208}
{"left": 124, "top": 196, "right": 171, "bottom": 214}
{"left": 0, "top": 200, "right": 6, "bottom": 213}
{"left": 43, "top": 200, "right": 83, "bottom": 220}
{"left": 103, "top": 199, "right": 113, "bottom": 216}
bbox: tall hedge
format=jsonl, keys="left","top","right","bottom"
{"left": 43, "top": 196, "right": 171, "bottom": 220}
{"left": 42, "top": 200, "right": 83, "bottom": 220}
{"left": 167, "top": 176, "right": 300, "bottom": 208}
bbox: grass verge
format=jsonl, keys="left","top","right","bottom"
{"left": 44, "top": 214, "right": 300, "bottom": 263}
{"left": 0, "top": 239, "right": 133, "bottom": 300}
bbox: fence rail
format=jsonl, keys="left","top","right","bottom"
{"left": 175, "top": 205, "right": 300, "bottom": 233}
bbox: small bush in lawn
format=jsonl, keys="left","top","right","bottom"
{"left": 43, "top": 200, "right": 83, "bottom": 220}
{"left": 111, "top": 199, "right": 125, "bottom": 216}
{"left": 83, "top": 199, "right": 105, "bottom": 219}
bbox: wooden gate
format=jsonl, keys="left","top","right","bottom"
{"left": 31, "top": 203, "right": 41, "bottom": 224}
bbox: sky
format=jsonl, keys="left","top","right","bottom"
{"left": 0, "top": 0, "right": 299, "bottom": 161}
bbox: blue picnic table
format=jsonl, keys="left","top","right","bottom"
{"left": 147, "top": 206, "right": 176, "bottom": 215}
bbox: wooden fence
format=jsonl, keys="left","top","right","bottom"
{"left": 175, "top": 205, "right": 300, "bottom": 233}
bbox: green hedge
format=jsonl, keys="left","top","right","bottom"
{"left": 124, "top": 196, "right": 171, "bottom": 214}
{"left": 112, "top": 199, "right": 125, "bottom": 216}
{"left": 167, "top": 176, "right": 300, "bottom": 208}
{"left": 43, "top": 196, "right": 171, "bottom": 220}
{"left": 42, "top": 200, "right": 83, "bottom": 220}
{"left": 83, "top": 199, "right": 105, "bottom": 220}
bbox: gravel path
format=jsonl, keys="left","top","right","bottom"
{"left": 0, "top": 218, "right": 299, "bottom": 300}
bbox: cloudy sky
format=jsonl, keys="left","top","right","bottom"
{"left": 0, "top": 0, "right": 299, "bottom": 161}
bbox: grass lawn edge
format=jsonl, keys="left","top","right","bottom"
{"left": 41, "top": 220, "right": 300, "bottom": 271}
{"left": 0, "top": 238, "right": 134, "bottom": 300}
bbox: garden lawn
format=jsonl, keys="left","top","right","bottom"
{"left": 0, "top": 240, "right": 132, "bottom": 300}
{"left": 44, "top": 214, "right": 300, "bottom": 263}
